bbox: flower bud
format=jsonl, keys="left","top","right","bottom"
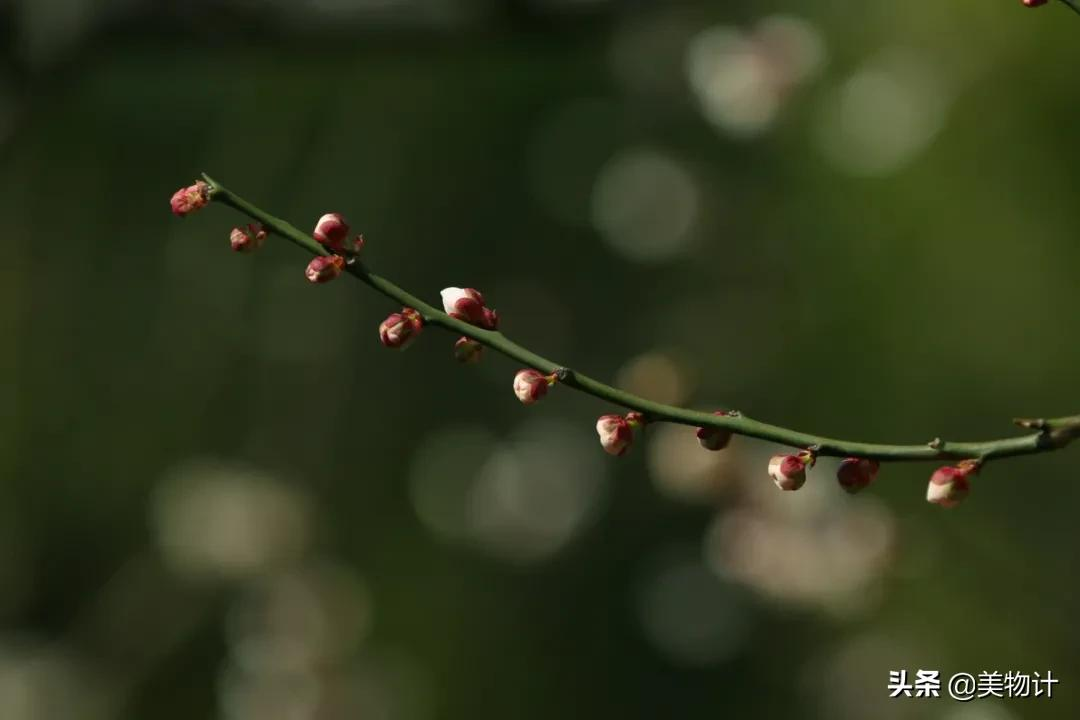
{"left": 836, "top": 458, "right": 879, "bottom": 494}
{"left": 229, "top": 224, "right": 267, "bottom": 253}
{"left": 1022, "top": 0, "right": 1048, "bottom": 7}
{"left": 481, "top": 307, "right": 499, "bottom": 330}
{"left": 926, "top": 463, "right": 977, "bottom": 508}
{"left": 513, "top": 369, "right": 553, "bottom": 405}
{"left": 453, "top": 336, "right": 484, "bottom": 364}
{"left": 596, "top": 414, "right": 634, "bottom": 456}
{"left": 768, "top": 451, "right": 814, "bottom": 491}
{"left": 441, "top": 287, "right": 498, "bottom": 329}
{"left": 379, "top": 308, "right": 423, "bottom": 349}
{"left": 696, "top": 411, "right": 732, "bottom": 451}
{"left": 170, "top": 180, "right": 210, "bottom": 216}
{"left": 305, "top": 255, "right": 345, "bottom": 284}
{"left": 313, "top": 213, "right": 350, "bottom": 251}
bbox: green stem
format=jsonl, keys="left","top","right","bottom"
{"left": 1060, "top": 0, "right": 1080, "bottom": 18}
{"left": 200, "top": 174, "right": 1080, "bottom": 464}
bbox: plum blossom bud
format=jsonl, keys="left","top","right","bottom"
{"left": 229, "top": 224, "right": 267, "bottom": 253}
{"left": 379, "top": 308, "right": 423, "bottom": 349}
{"left": 170, "top": 180, "right": 210, "bottom": 216}
{"left": 596, "top": 414, "right": 634, "bottom": 456}
{"left": 696, "top": 411, "right": 732, "bottom": 451}
{"left": 513, "top": 369, "right": 554, "bottom": 405}
{"left": 836, "top": 458, "right": 879, "bottom": 494}
{"left": 441, "top": 287, "right": 498, "bottom": 330}
{"left": 313, "top": 213, "right": 350, "bottom": 251}
{"left": 453, "top": 337, "right": 484, "bottom": 364}
{"left": 1022, "top": 0, "right": 1048, "bottom": 7}
{"left": 768, "top": 451, "right": 815, "bottom": 491}
{"left": 926, "top": 462, "right": 977, "bottom": 508}
{"left": 305, "top": 255, "right": 345, "bottom": 284}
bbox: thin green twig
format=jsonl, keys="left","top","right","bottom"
{"left": 1060, "top": 0, "right": 1080, "bottom": 18}
{"left": 199, "top": 174, "right": 1080, "bottom": 464}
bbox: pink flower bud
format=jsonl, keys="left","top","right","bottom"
{"left": 313, "top": 213, "right": 350, "bottom": 251}
{"left": 596, "top": 414, "right": 635, "bottom": 456}
{"left": 926, "top": 463, "right": 977, "bottom": 508}
{"left": 513, "top": 369, "right": 554, "bottom": 405}
{"left": 836, "top": 458, "right": 879, "bottom": 494}
{"left": 170, "top": 180, "right": 210, "bottom": 216}
{"left": 229, "top": 224, "right": 267, "bottom": 253}
{"left": 481, "top": 307, "right": 499, "bottom": 330}
{"left": 453, "top": 336, "right": 484, "bottom": 364}
{"left": 305, "top": 255, "right": 345, "bottom": 284}
{"left": 696, "top": 411, "right": 733, "bottom": 451}
{"left": 441, "top": 287, "right": 498, "bottom": 329}
{"left": 768, "top": 451, "right": 814, "bottom": 491}
{"left": 1022, "top": 0, "right": 1048, "bottom": 7}
{"left": 379, "top": 308, "right": 423, "bottom": 349}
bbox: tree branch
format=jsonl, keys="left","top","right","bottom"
{"left": 1060, "top": 0, "right": 1080, "bottom": 18}
{"left": 198, "top": 174, "right": 1079, "bottom": 465}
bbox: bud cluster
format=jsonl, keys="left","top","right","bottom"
{"left": 171, "top": 181, "right": 999, "bottom": 511}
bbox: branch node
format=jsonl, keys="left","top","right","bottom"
{"left": 928, "top": 437, "right": 945, "bottom": 450}
{"left": 553, "top": 367, "right": 573, "bottom": 383}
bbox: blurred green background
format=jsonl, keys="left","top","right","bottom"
{"left": 1, "top": 0, "right": 1078, "bottom": 718}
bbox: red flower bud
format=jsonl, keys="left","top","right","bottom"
{"left": 379, "top": 308, "right": 423, "bottom": 349}
{"left": 768, "top": 451, "right": 815, "bottom": 491}
{"left": 170, "top": 180, "right": 210, "bottom": 217}
{"left": 596, "top": 414, "right": 635, "bottom": 456}
{"left": 696, "top": 411, "right": 733, "bottom": 451}
{"left": 926, "top": 462, "right": 977, "bottom": 508}
{"left": 1022, "top": 0, "right": 1048, "bottom": 7}
{"left": 481, "top": 307, "right": 499, "bottom": 330}
{"left": 313, "top": 213, "right": 350, "bottom": 251}
{"left": 836, "top": 458, "right": 879, "bottom": 494}
{"left": 229, "top": 224, "right": 267, "bottom": 253}
{"left": 513, "top": 369, "right": 553, "bottom": 405}
{"left": 453, "top": 337, "right": 484, "bottom": 364}
{"left": 441, "top": 287, "right": 498, "bottom": 329}
{"left": 305, "top": 255, "right": 345, "bottom": 284}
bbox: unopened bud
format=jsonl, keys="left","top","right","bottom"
{"left": 313, "top": 213, "right": 350, "bottom": 251}
{"left": 513, "top": 369, "right": 554, "bottom": 405}
{"left": 441, "top": 287, "right": 498, "bottom": 329}
{"left": 768, "top": 451, "right": 815, "bottom": 491}
{"left": 696, "top": 411, "right": 732, "bottom": 451}
{"left": 1022, "top": 0, "right": 1048, "bottom": 7}
{"left": 596, "top": 414, "right": 635, "bottom": 456}
{"left": 379, "top": 308, "right": 423, "bottom": 349}
{"left": 926, "top": 462, "right": 977, "bottom": 508}
{"left": 305, "top": 255, "right": 345, "bottom": 284}
{"left": 836, "top": 457, "right": 879, "bottom": 494}
{"left": 453, "top": 337, "right": 484, "bottom": 364}
{"left": 170, "top": 180, "right": 210, "bottom": 217}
